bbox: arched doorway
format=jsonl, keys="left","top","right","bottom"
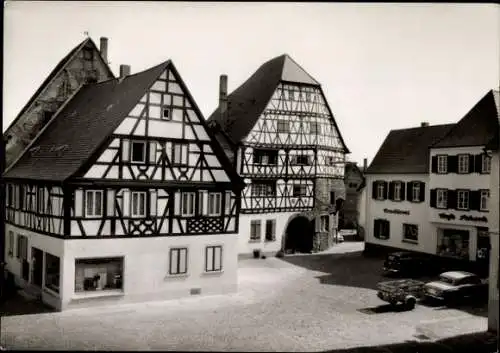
{"left": 284, "top": 216, "right": 315, "bottom": 254}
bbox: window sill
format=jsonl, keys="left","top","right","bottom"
{"left": 165, "top": 273, "right": 189, "bottom": 280}
{"left": 43, "top": 287, "right": 60, "bottom": 297}
{"left": 248, "top": 239, "right": 261, "bottom": 243}
{"left": 72, "top": 289, "right": 124, "bottom": 300}
{"left": 202, "top": 270, "right": 224, "bottom": 277}
{"left": 402, "top": 239, "right": 418, "bottom": 245}
{"left": 374, "top": 237, "right": 390, "bottom": 241}
{"left": 264, "top": 239, "right": 276, "bottom": 243}
{"left": 479, "top": 209, "right": 489, "bottom": 213}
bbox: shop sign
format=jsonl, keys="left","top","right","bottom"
{"left": 438, "top": 213, "right": 455, "bottom": 221}
{"left": 383, "top": 208, "right": 410, "bottom": 215}
{"left": 459, "top": 215, "right": 487, "bottom": 222}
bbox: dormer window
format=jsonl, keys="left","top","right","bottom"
{"left": 131, "top": 141, "right": 146, "bottom": 163}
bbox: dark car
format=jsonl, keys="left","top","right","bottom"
{"left": 383, "top": 251, "right": 435, "bottom": 277}
{"left": 423, "top": 271, "right": 488, "bottom": 304}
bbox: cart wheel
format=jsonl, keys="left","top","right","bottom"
{"left": 405, "top": 296, "right": 416, "bottom": 310}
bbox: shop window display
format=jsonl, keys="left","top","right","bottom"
{"left": 75, "top": 257, "right": 123, "bottom": 292}
{"left": 437, "top": 229, "right": 469, "bottom": 260}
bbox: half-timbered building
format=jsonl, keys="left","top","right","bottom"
{"left": 4, "top": 36, "right": 114, "bottom": 169}
{"left": 208, "top": 54, "right": 350, "bottom": 257}
{"left": 3, "top": 60, "right": 244, "bottom": 311}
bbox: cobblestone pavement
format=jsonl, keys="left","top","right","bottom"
{"left": 0, "top": 243, "right": 490, "bottom": 351}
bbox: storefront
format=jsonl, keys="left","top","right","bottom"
{"left": 436, "top": 228, "right": 470, "bottom": 260}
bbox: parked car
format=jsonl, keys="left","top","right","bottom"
{"left": 383, "top": 251, "right": 436, "bottom": 277}
{"left": 423, "top": 271, "right": 488, "bottom": 304}
{"left": 377, "top": 278, "right": 426, "bottom": 309}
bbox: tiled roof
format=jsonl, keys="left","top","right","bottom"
{"left": 366, "top": 124, "right": 455, "bottom": 174}
{"left": 3, "top": 37, "right": 114, "bottom": 136}
{"left": 207, "top": 54, "right": 349, "bottom": 153}
{"left": 432, "top": 89, "right": 499, "bottom": 148}
{"left": 4, "top": 62, "right": 169, "bottom": 181}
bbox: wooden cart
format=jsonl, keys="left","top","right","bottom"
{"left": 376, "top": 279, "right": 426, "bottom": 309}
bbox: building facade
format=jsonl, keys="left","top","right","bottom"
{"left": 3, "top": 59, "right": 244, "bottom": 311}
{"left": 208, "top": 54, "right": 350, "bottom": 257}
{"left": 339, "top": 161, "right": 365, "bottom": 231}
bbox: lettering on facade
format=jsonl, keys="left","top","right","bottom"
{"left": 459, "top": 215, "right": 488, "bottom": 222}
{"left": 438, "top": 213, "right": 456, "bottom": 221}
{"left": 383, "top": 208, "right": 410, "bottom": 215}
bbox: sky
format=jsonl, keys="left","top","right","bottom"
{"left": 3, "top": 2, "right": 499, "bottom": 166}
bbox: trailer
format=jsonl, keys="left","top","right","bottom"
{"left": 376, "top": 279, "right": 426, "bottom": 310}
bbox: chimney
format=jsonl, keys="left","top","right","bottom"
{"left": 219, "top": 75, "right": 228, "bottom": 121}
{"left": 119, "top": 64, "right": 131, "bottom": 78}
{"left": 363, "top": 158, "right": 368, "bottom": 172}
{"left": 99, "top": 37, "right": 108, "bottom": 63}
{"left": 421, "top": 122, "right": 429, "bottom": 127}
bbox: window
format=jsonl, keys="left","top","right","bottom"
{"left": 162, "top": 108, "right": 171, "bottom": 120}
{"left": 403, "top": 224, "right": 418, "bottom": 243}
{"left": 482, "top": 154, "right": 491, "bottom": 173}
{"left": 277, "top": 120, "right": 289, "bottom": 133}
{"left": 293, "top": 155, "right": 310, "bottom": 165}
{"left": 6, "top": 184, "right": 13, "bottom": 207}
{"left": 17, "top": 235, "right": 28, "bottom": 259}
{"left": 131, "top": 141, "right": 146, "bottom": 163}
{"left": 252, "top": 182, "right": 276, "bottom": 197}
{"left": 8, "top": 231, "right": 14, "bottom": 257}
{"left": 412, "top": 183, "right": 421, "bottom": 202}
{"left": 253, "top": 149, "right": 278, "bottom": 165}
{"left": 326, "top": 156, "right": 336, "bottom": 166}
{"left": 85, "top": 190, "right": 103, "bottom": 217}
{"left": 437, "top": 229, "right": 469, "bottom": 260}
{"left": 480, "top": 190, "right": 489, "bottom": 211}
{"left": 320, "top": 215, "right": 329, "bottom": 232}
{"left": 374, "top": 219, "right": 390, "bottom": 240}
{"left": 437, "top": 189, "right": 448, "bottom": 209}
{"left": 293, "top": 185, "right": 307, "bottom": 197}
{"left": 330, "top": 191, "right": 336, "bottom": 205}
{"left": 288, "top": 89, "right": 295, "bottom": 101}
{"left": 83, "top": 48, "right": 93, "bottom": 60}
{"left": 169, "top": 248, "right": 188, "bottom": 275}
{"left": 458, "top": 154, "right": 469, "bottom": 174}
{"left": 250, "top": 220, "right": 261, "bottom": 241}
{"left": 377, "top": 183, "right": 385, "bottom": 200}
{"left": 265, "top": 220, "right": 276, "bottom": 241}
{"left": 305, "top": 91, "right": 311, "bottom": 102}
{"left": 393, "top": 182, "right": 402, "bottom": 201}
{"left": 310, "top": 122, "right": 320, "bottom": 135}
{"left": 437, "top": 155, "right": 447, "bottom": 173}
{"left": 173, "top": 143, "right": 189, "bottom": 166}
{"left": 131, "top": 191, "right": 147, "bottom": 217}
{"left": 208, "top": 192, "right": 222, "bottom": 216}
{"left": 74, "top": 257, "right": 123, "bottom": 292}
{"left": 37, "top": 187, "right": 44, "bottom": 213}
{"left": 181, "top": 192, "right": 196, "bottom": 216}
{"left": 205, "top": 246, "right": 223, "bottom": 272}
{"left": 45, "top": 253, "right": 60, "bottom": 293}
{"left": 457, "top": 190, "right": 469, "bottom": 210}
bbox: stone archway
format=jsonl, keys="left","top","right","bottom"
{"left": 283, "top": 215, "right": 315, "bottom": 254}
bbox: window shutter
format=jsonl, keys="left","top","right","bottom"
{"left": 447, "top": 190, "right": 457, "bottom": 209}
{"left": 384, "top": 220, "right": 390, "bottom": 238}
{"left": 474, "top": 154, "right": 483, "bottom": 173}
{"left": 75, "top": 190, "right": 83, "bottom": 217}
{"left": 174, "top": 191, "right": 181, "bottom": 216}
{"left": 419, "top": 182, "right": 425, "bottom": 202}
{"left": 225, "top": 191, "right": 232, "bottom": 215}
{"left": 202, "top": 191, "right": 208, "bottom": 215}
{"left": 122, "top": 139, "right": 130, "bottom": 162}
{"left": 430, "top": 189, "right": 437, "bottom": 208}
{"left": 469, "top": 190, "right": 480, "bottom": 211}
{"left": 149, "top": 141, "right": 157, "bottom": 164}
{"left": 400, "top": 182, "right": 406, "bottom": 201}
{"left": 382, "top": 181, "right": 388, "bottom": 200}
{"left": 373, "top": 219, "right": 379, "bottom": 238}
{"left": 406, "top": 182, "right": 413, "bottom": 202}
{"left": 122, "top": 190, "right": 130, "bottom": 216}
{"left": 388, "top": 182, "right": 394, "bottom": 200}
{"left": 150, "top": 190, "right": 157, "bottom": 216}
{"left": 447, "top": 155, "right": 458, "bottom": 173}
{"left": 372, "top": 182, "right": 377, "bottom": 199}
{"left": 431, "top": 156, "right": 437, "bottom": 173}
{"left": 468, "top": 155, "right": 475, "bottom": 173}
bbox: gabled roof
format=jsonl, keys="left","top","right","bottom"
{"left": 3, "top": 37, "right": 114, "bottom": 135}
{"left": 4, "top": 62, "right": 166, "bottom": 181}
{"left": 432, "top": 89, "right": 499, "bottom": 149}
{"left": 366, "top": 123, "right": 455, "bottom": 174}
{"left": 207, "top": 54, "right": 349, "bottom": 153}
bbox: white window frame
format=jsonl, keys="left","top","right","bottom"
{"left": 437, "top": 155, "right": 447, "bottom": 173}
{"left": 482, "top": 154, "right": 491, "bottom": 173}
{"left": 208, "top": 192, "right": 222, "bottom": 216}
{"left": 480, "top": 190, "right": 489, "bottom": 211}
{"left": 250, "top": 220, "right": 261, "bottom": 241}
{"left": 169, "top": 247, "right": 188, "bottom": 275}
{"left": 402, "top": 223, "right": 419, "bottom": 243}
{"left": 458, "top": 154, "right": 469, "bottom": 174}
{"left": 320, "top": 215, "right": 329, "bottom": 232}
{"left": 205, "top": 246, "right": 223, "bottom": 272}
{"left": 265, "top": 219, "right": 276, "bottom": 241}
{"left": 376, "top": 183, "right": 385, "bottom": 200}
{"left": 412, "top": 183, "right": 420, "bottom": 202}
{"left": 457, "top": 190, "right": 469, "bottom": 210}
{"left": 85, "top": 190, "right": 103, "bottom": 217}
{"left": 393, "top": 182, "right": 402, "bottom": 201}
{"left": 173, "top": 143, "right": 189, "bottom": 166}
{"left": 277, "top": 120, "right": 289, "bottom": 133}
{"left": 131, "top": 141, "right": 146, "bottom": 163}
{"left": 288, "top": 88, "right": 295, "bottom": 101}
{"left": 131, "top": 191, "right": 147, "bottom": 217}
{"left": 436, "top": 189, "right": 447, "bottom": 209}
{"left": 181, "top": 192, "right": 196, "bottom": 217}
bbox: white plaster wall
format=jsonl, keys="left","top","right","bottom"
{"left": 238, "top": 212, "right": 296, "bottom": 255}
{"left": 364, "top": 174, "right": 434, "bottom": 254}
{"left": 61, "top": 234, "right": 238, "bottom": 310}
{"left": 357, "top": 187, "right": 366, "bottom": 229}
{"left": 488, "top": 151, "right": 499, "bottom": 332}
